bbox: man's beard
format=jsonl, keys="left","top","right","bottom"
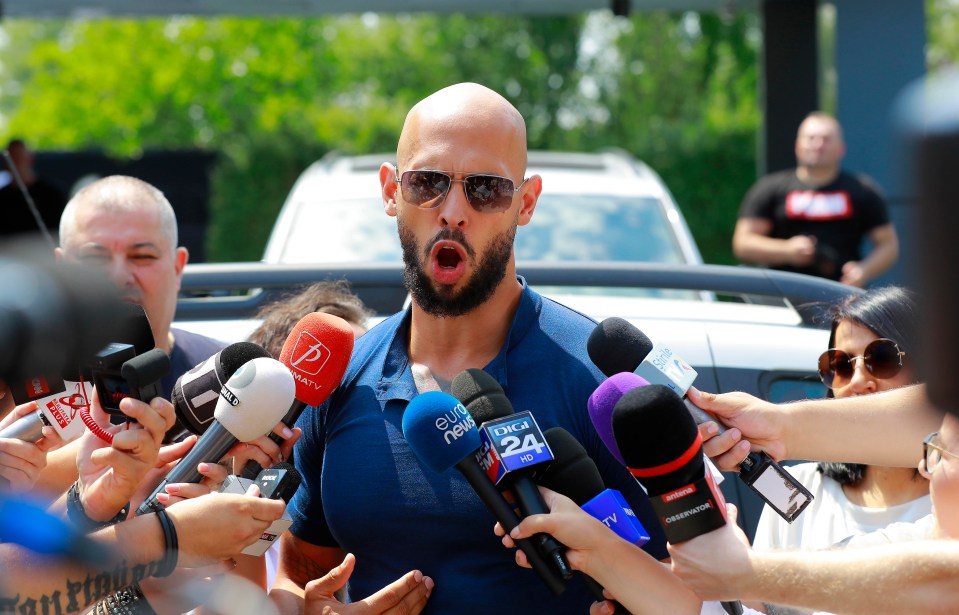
{"left": 399, "top": 221, "right": 515, "bottom": 318}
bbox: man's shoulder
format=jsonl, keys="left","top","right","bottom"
{"left": 172, "top": 327, "right": 228, "bottom": 356}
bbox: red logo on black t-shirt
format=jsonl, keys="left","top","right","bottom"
{"left": 785, "top": 191, "right": 853, "bottom": 220}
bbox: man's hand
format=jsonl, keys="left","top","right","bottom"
{"left": 76, "top": 393, "right": 175, "bottom": 521}
{"left": 840, "top": 261, "right": 866, "bottom": 287}
{"left": 0, "top": 402, "right": 64, "bottom": 490}
{"left": 303, "top": 553, "right": 433, "bottom": 615}
{"left": 785, "top": 235, "right": 816, "bottom": 267}
{"left": 667, "top": 504, "right": 755, "bottom": 601}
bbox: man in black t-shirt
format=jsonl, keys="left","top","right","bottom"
{"left": 732, "top": 112, "right": 898, "bottom": 286}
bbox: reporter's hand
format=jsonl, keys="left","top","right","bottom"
{"left": 667, "top": 504, "right": 754, "bottom": 601}
{"left": 303, "top": 552, "right": 433, "bottom": 615}
{"left": 155, "top": 459, "right": 231, "bottom": 507}
{"left": 164, "top": 487, "right": 286, "bottom": 567}
{"left": 698, "top": 421, "right": 750, "bottom": 470}
{"left": 226, "top": 422, "right": 301, "bottom": 474}
{"left": 687, "top": 387, "right": 787, "bottom": 469}
{"left": 76, "top": 393, "right": 175, "bottom": 521}
{"left": 0, "top": 402, "right": 65, "bottom": 490}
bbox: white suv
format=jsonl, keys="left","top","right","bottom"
{"left": 263, "top": 150, "right": 704, "bottom": 269}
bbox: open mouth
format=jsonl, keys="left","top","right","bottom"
{"left": 437, "top": 246, "right": 462, "bottom": 269}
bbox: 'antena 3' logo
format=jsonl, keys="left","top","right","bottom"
{"left": 290, "top": 332, "right": 331, "bottom": 376}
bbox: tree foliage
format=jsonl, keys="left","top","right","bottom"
{"left": 0, "top": 5, "right": 954, "bottom": 263}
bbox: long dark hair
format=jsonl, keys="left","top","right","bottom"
{"left": 818, "top": 286, "right": 921, "bottom": 485}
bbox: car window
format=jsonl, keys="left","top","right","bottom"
{"left": 517, "top": 195, "right": 685, "bottom": 263}
{"left": 272, "top": 193, "right": 686, "bottom": 266}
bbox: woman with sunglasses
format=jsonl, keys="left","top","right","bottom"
{"left": 753, "top": 286, "right": 931, "bottom": 557}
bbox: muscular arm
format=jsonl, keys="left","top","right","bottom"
{"left": 270, "top": 533, "right": 345, "bottom": 615}
{"left": 841, "top": 223, "right": 899, "bottom": 287}
{"left": 732, "top": 218, "right": 815, "bottom": 268}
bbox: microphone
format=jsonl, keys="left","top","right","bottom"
{"left": 450, "top": 368, "right": 573, "bottom": 582}
{"left": 0, "top": 303, "right": 157, "bottom": 442}
{"left": 539, "top": 427, "right": 649, "bottom": 547}
{"left": 539, "top": 427, "right": 647, "bottom": 615}
{"left": 240, "top": 312, "right": 354, "bottom": 479}
{"left": 587, "top": 372, "right": 650, "bottom": 466}
{"left": 612, "top": 384, "right": 745, "bottom": 615}
{"left": 171, "top": 342, "right": 272, "bottom": 437}
{"left": 136, "top": 357, "right": 296, "bottom": 516}
{"left": 401, "top": 390, "right": 567, "bottom": 596}
{"left": 587, "top": 317, "right": 813, "bottom": 523}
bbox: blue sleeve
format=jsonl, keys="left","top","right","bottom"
{"left": 288, "top": 400, "right": 339, "bottom": 547}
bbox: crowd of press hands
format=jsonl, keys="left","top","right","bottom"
{"left": 1, "top": 370, "right": 957, "bottom": 615}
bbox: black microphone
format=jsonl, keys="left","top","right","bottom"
{"left": 0, "top": 303, "right": 157, "bottom": 442}
{"left": 612, "top": 384, "right": 743, "bottom": 615}
{"left": 136, "top": 357, "right": 295, "bottom": 516}
{"left": 401, "top": 390, "right": 567, "bottom": 596}
{"left": 587, "top": 317, "right": 814, "bottom": 524}
{"left": 450, "top": 368, "right": 574, "bottom": 582}
{"left": 171, "top": 342, "right": 272, "bottom": 437}
{"left": 539, "top": 427, "right": 647, "bottom": 615}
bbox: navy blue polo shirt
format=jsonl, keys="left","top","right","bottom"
{"left": 289, "top": 278, "right": 667, "bottom": 614}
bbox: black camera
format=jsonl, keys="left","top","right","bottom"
{"left": 90, "top": 343, "right": 170, "bottom": 415}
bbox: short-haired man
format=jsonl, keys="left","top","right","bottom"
{"left": 732, "top": 112, "right": 898, "bottom": 287}
{"left": 57, "top": 175, "right": 225, "bottom": 400}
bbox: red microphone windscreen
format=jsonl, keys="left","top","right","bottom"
{"left": 278, "top": 312, "right": 354, "bottom": 406}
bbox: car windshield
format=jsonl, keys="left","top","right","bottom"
{"left": 275, "top": 193, "right": 686, "bottom": 264}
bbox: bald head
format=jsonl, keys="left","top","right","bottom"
{"left": 60, "top": 175, "right": 178, "bottom": 250}
{"left": 397, "top": 83, "right": 528, "bottom": 178}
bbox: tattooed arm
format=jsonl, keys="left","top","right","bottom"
{"left": 270, "top": 534, "right": 432, "bottom": 615}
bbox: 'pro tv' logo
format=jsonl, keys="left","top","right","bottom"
{"left": 289, "top": 331, "right": 331, "bottom": 376}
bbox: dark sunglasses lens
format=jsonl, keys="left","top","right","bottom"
{"left": 464, "top": 175, "right": 514, "bottom": 212}
{"left": 819, "top": 350, "right": 852, "bottom": 388}
{"left": 402, "top": 171, "right": 450, "bottom": 207}
{"left": 865, "top": 339, "right": 903, "bottom": 378}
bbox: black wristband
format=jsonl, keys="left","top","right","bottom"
{"left": 65, "top": 481, "right": 130, "bottom": 533}
{"left": 152, "top": 509, "right": 178, "bottom": 578}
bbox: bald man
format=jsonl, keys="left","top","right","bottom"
{"left": 270, "top": 83, "right": 666, "bottom": 614}
{"left": 733, "top": 112, "right": 898, "bottom": 287}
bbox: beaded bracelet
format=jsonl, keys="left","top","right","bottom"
{"left": 92, "top": 582, "right": 157, "bottom": 615}
{"left": 151, "top": 508, "right": 178, "bottom": 578}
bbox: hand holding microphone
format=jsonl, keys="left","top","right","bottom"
{"left": 588, "top": 317, "right": 813, "bottom": 524}
{"left": 137, "top": 356, "right": 295, "bottom": 516}
{"left": 0, "top": 401, "right": 64, "bottom": 490}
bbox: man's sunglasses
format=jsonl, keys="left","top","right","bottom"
{"left": 396, "top": 169, "right": 527, "bottom": 213}
{"left": 817, "top": 338, "right": 906, "bottom": 389}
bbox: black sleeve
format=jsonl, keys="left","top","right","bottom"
{"left": 738, "top": 175, "right": 780, "bottom": 221}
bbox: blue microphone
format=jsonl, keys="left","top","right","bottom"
{"left": 402, "top": 391, "right": 567, "bottom": 596}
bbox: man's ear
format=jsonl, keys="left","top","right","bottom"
{"left": 517, "top": 174, "right": 542, "bottom": 227}
{"left": 381, "top": 163, "right": 399, "bottom": 218}
{"left": 174, "top": 246, "right": 188, "bottom": 276}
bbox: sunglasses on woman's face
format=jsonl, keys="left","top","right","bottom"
{"left": 396, "top": 169, "right": 526, "bottom": 213}
{"left": 817, "top": 338, "right": 906, "bottom": 389}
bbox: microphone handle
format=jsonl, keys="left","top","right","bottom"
{"left": 511, "top": 474, "right": 574, "bottom": 580}
{"left": 240, "top": 399, "right": 306, "bottom": 480}
{"left": 136, "top": 421, "right": 238, "bottom": 516}
{"left": 0, "top": 410, "right": 47, "bottom": 442}
{"left": 455, "top": 458, "right": 567, "bottom": 596}
{"left": 683, "top": 399, "right": 766, "bottom": 473}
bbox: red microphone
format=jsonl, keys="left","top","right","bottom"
{"left": 240, "top": 312, "right": 354, "bottom": 478}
